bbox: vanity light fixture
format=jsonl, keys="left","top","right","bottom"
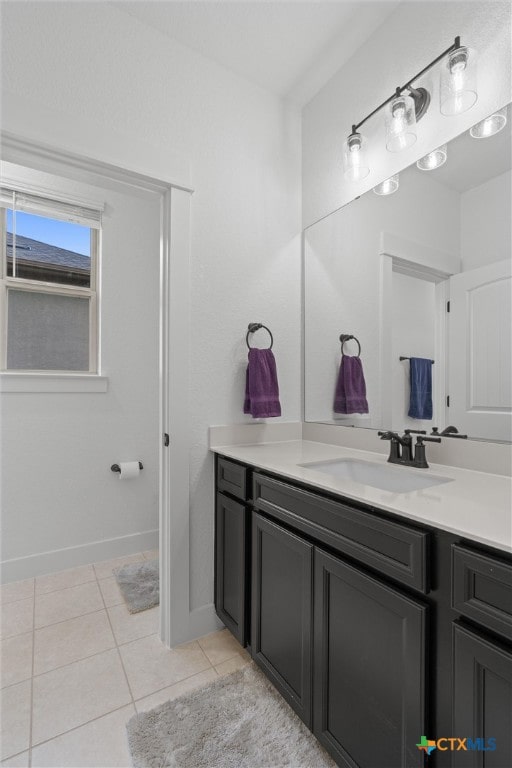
{"left": 343, "top": 129, "right": 370, "bottom": 181}
{"left": 385, "top": 91, "right": 417, "bottom": 152}
{"left": 440, "top": 44, "right": 478, "bottom": 116}
{"left": 416, "top": 144, "right": 448, "bottom": 170}
{"left": 343, "top": 37, "right": 477, "bottom": 181}
{"left": 469, "top": 107, "right": 508, "bottom": 138}
{"left": 373, "top": 174, "right": 399, "bottom": 195}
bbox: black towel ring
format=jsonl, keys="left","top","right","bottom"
{"left": 339, "top": 334, "right": 361, "bottom": 357}
{"left": 246, "top": 323, "right": 273, "bottom": 350}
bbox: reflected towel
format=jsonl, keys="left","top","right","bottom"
{"left": 243, "top": 348, "right": 281, "bottom": 418}
{"left": 408, "top": 357, "right": 433, "bottom": 420}
{"left": 334, "top": 355, "right": 369, "bottom": 414}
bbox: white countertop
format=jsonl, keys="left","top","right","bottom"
{"left": 212, "top": 440, "right": 512, "bottom": 554}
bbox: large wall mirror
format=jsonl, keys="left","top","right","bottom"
{"left": 304, "top": 104, "right": 511, "bottom": 443}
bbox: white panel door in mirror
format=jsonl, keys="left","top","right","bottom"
{"left": 448, "top": 259, "right": 511, "bottom": 442}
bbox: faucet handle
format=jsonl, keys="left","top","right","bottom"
{"left": 378, "top": 431, "right": 401, "bottom": 463}
{"left": 413, "top": 435, "right": 441, "bottom": 468}
{"left": 378, "top": 431, "right": 398, "bottom": 440}
{"left": 432, "top": 425, "right": 467, "bottom": 439}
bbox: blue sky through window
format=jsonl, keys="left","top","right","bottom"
{"left": 6, "top": 209, "right": 91, "bottom": 257}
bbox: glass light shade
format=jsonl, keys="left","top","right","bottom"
{"left": 470, "top": 107, "right": 508, "bottom": 138}
{"left": 440, "top": 46, "right": 478, "bottom": 116}
{"left": 373, "top": 174, "right": 399, "bottom": 196}
{"left": 416, "top": 144, "right": 448, "bottom": 171}
{"left": 385, "top": 93, "right": 417, "bottom": 152}
{"left": 343, "top": 131, "right": 370, "bottom": 181}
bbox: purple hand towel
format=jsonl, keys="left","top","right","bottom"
{"left": 244, "top": 348, "right": 281, "bottom": 418}
{"left": 334, "top": 355, "right": 369, "bottom": 414}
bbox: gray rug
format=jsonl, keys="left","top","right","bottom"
{"left": 114, "top": 559, "right": 159, "bottom": 613}
{"left": 126, "top": 663, "right": 335, "bottom": 768}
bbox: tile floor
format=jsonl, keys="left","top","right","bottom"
{"left": 1, "top": 551, "right": 250, "bottom": 767}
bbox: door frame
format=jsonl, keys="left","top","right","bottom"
{"left": 379, "top": 236, "right": 453, "bottom": 431}
{"left": 1, "top": 131, "right": 194, "bottom": 647}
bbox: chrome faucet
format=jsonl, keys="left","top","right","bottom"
{"left": 378, "top": 430, "right": 441, "bottom": 468}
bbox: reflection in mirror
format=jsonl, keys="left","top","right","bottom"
{"left": 304, "top": 105, "right": 511, "bottom": 443}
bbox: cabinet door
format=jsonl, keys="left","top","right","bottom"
{"left": 252, "top": 512, "right": 313, "bottom": 727}
{"left": 453, "top": 623, "right": 512, "bottom": 768}
{"left": 215, "top": 493, "right": 249, "bottom": 646}
{"left": 314, "top": 548, "right": 427, "bottom": 768}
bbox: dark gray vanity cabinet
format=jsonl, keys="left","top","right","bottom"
{"left": 213, "top": 455, "right": 512, "bottom": 768}
{"left": 314, "top": 549, "right": 427, "bottom": 768}
{"left": 450, "top": 545, "right": 512, "bottom": 768}
{"left": 251, "top": 473, "right": 428, "bottom": 767}
{"left": 251, "top": 512, "right": 313, "bottom": 727}
{"left": 214, "top": 458, "right": 251, "bottom": 646}
{"left": 452, "top": 624, "right": 512, "bottom": 768}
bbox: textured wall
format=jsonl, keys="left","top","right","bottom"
{"left": 303, "top": 1, "right": 512, "bottom": 227}
{"left": 1, "top": 2, "right": 302, "bottom": 606}
{"left": 461, "top": 170, "right": 512, "bottom": 271}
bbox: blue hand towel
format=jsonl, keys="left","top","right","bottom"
{"left": 243, "top": 348, "right": 281, "bottom": 418}
{"left": 408, "top": 357, "right": 433, "bottom": 420}
{"left": 333, "top": 355, "right": 369, "bottom": 414}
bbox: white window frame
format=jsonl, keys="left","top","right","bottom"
{"left": 0, "top": 185, "right": 102, "bottom": 381}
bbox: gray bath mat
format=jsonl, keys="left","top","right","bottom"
{"left": 126, "top": 663, "right": 335, "bottom": 768}
{"left": 114, "top": 559, "right": 159, "bottom": 613}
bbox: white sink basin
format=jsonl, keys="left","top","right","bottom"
{"left": 298, "top": 458, "right": 453, "bottom": 494}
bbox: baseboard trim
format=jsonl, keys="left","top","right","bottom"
{"left": 188, "top": 603, "right": 224, "bottom": 639}
{"left": 1, "top": 529, "right": 159, "bottom": 583}
{"left": 166, "top": 603, "right": 223, "bottom": 648}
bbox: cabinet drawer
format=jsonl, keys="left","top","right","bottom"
{"left": 217, "top": 457, "right": 248, "bottom": 501}
{"left": 253, "top": 473, "right": 429, "bottom": 593}
{"left": 452, "top": 544, "right": 512, "bottom": 641}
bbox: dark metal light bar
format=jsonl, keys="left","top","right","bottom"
{"left": 352, "top": 37, "right": 461, "bottom": 133}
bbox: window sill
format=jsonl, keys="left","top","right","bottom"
{"left": 0, "top": 372, "right": 109, "bottom": 393}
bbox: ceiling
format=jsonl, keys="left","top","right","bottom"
{"left": 112, "top": 0, "right": 400, "bottom": 106}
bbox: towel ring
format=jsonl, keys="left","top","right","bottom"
{"left": 339, "top": 334, "right": 361, "bottom": 357}
{"left": 246, "top": 323, "right": 273, "bottom": 350}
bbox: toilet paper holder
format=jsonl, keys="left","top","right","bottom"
{"left": 111, "top": 462, "right": 144, "bottom": 473}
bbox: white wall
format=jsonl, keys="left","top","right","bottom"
{"left": 461, "top": 170, "right": 512, "bottom": 271}
{"left": 1, "top": 165, "right": 162, "bottom": 578}
{"left": 391, "top": 273, "right": 436, "bottom": 431}
{"left": 0, "top": 1, "right": 302, "bottom": 609}
{"left": 303, "top": 1, "right": 512, "bottom": 227}
{"left": 304, "top": 168, "right": 459, "bottom": 425}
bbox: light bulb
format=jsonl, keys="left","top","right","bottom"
{"left": 343, "top": 131, "right": 370, "bottom": 181}
{"left": 470, "top": 107, "right": 508, "bottom": 138}
{"left": 449, "top": 49, "right": 467, "bottom": 74}
{"left": 373, "top": 174, "right": 399, "bottom": 195}
{"left": 416, "top": 144, "right": 448, "bottom": 171}
{"left": 386, "top": 94, "right": 417, "bottom": 152}
{"left": 440, "top": 46, "right": 478, "bottom": 116}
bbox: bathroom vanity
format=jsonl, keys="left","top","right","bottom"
{"left": 213, "top": 441, "right": 512, "bottom": 768}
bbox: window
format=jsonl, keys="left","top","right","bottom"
{"left": 0, "top": 187, "right": 101, "bottom": 373}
